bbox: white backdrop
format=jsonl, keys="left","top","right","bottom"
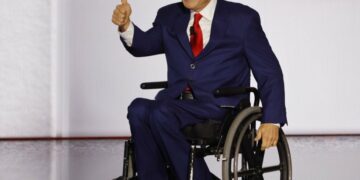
{"left": 0, "top": 0, "right": 52, "bottom": 137}
{"left": 56, "top": 0, "right": 360, "bottom": 136}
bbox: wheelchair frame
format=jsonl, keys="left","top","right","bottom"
{"left": 119, "top": 82, "right": 292, "bottom": 180}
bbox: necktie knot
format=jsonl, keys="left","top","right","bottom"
{"left": 194, "top": 13, "right": 203, "bottom": 24}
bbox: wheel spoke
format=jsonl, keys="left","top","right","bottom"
{"left": 234, "top": 168, "right": 257, "bottom": 177}
{"left": 232, "top": 164, "right": 283, "bottom": 178}
{"left": 261, "top": 165, "right": 283, "bottom": 174}
{"left": 254, "top": 141, "right": 265, "bottom": 168}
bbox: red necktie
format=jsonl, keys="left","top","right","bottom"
{"left": 190, "top": 13, "right": 203, "bottom": 57}
{"left": 184, "top": 13, "right": 203, "bottom": 93}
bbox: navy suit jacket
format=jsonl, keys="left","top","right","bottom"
{"left": 121, "top": 0, "right": 287, "bottom": 124}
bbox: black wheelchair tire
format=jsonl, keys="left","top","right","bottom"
{"left": 222, "top": 107, "right": 292, "bottom": 180}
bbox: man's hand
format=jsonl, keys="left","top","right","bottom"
{"left": 112, "top": 0, "right": 132, "bottom": 32}
{"left": 254, "top": 123, "right": 280, "bottom": 151}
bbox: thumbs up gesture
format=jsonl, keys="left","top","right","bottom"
{"left": 112, "top": 0, "right": 132, "bottom": 32}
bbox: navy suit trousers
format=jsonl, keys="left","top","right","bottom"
{"left": 127, "top": 98, "right": 228, "bottom": 180}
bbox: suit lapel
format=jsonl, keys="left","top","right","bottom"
{"left": 173, "top": 9, "right": 193, "bottom": 59}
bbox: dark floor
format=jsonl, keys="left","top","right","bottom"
{"left": 0, "top": 137, "right": 360, "bottom": 180}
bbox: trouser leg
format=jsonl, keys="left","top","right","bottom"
{"left": 127, "top": 98, "right": 168, "bottom": 180}
{"left": 148, "top": 100, "right": 227, "bottom": 180}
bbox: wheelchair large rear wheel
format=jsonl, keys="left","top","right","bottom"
{"left": 222, "top": 107, "right": 292, "bottom": 180}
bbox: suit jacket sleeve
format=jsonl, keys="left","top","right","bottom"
{"left": 120, "top": 9, "right": 164, "bottom": 57}
{"left": 244, "top": 11, "right": 287, "bottom": 125}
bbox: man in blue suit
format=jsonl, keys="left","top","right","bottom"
{"left": 112, "top": 0, "right": 287, "bottom": 179}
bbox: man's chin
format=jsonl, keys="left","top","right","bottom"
{"left": 182, "top": 0, "right": 195, "bottom": 10}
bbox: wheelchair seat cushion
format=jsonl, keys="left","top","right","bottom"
{"left": 182, "top": 119, "right": 222, "bottom": 144}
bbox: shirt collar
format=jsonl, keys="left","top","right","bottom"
{"left": 191, "top": 0, "right": 217, "bottom": 21}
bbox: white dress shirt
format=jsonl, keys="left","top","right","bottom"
{"left": 120, "top": 22, "right": 134, "bottom": 47}
{"left": 118, "top": 0, "right": 280, "bottom": 127}
{"left": 186, "top": 0, "right": 217, "bottom": 47}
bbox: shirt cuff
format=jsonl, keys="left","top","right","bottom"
{"left": 272, "top": 123, "right": 281, "bottom": 127}
{"left": 119, "top": 22, "right": 134, "bottom": 47}
{"left": 262, "top": 122, "right": 281, "bottom": 127}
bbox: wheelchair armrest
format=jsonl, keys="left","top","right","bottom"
{"left": 140, "top": 81, "right": 168, "bottom": 89}
{"left": 213, "top": 87, "right": 260, "bottom": 106}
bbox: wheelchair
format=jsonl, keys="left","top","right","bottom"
{"left": 120, "top": 81, "right": 292, "bottom": 180}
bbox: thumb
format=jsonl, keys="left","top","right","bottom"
{"left": 121, "top": 0, "right": 128, "bottom": 4}
{"left": 255, "top": 129, "right": 262, "bottom": 142}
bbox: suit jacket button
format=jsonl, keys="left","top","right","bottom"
{"left": 190, "top": 63, "right": 196, "bottom": 70}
